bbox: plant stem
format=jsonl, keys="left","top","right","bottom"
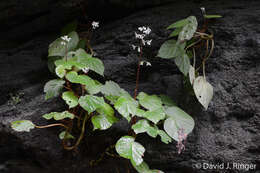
{"left": 35, "top": 123, "right": 68, "bottom": 129}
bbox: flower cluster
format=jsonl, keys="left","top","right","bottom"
{"left": 92, "top": 21, "right": 99, "bottom": 30}
{"left": 176, "top": 128, "right": 187, "bottom": 154}
{"left": 140, "top": 61, "right": 152, "bottom": 67}
{"left": 133, "top": 26, "right": 152, "bottom": 47}
{"left": 61, "top": 35, "right": 71, "bottom": 45}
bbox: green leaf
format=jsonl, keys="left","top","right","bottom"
{"left": 174, "top": 52, "right": 190, "bottom": 76}
{"left": 164, "top": 106, "right": 194, "bottom": 141}
{"left": 91, "top": 113, "right": 118, "bottom": 130}
{"left": 65, "top": 71, "right": 101, "bottom": 95}
{"left": 169, "top": 27, "right": 183, "bottom": 37}
{"left": 178, "top": 16, "right": 198, "bottom": 41}
{"left": 44, "top": 79, "right": 65, "bottom": 100}
{"left": 48, "top": 31, "right": 79, "bottom": 57}
{"left": 157, "top": 130, "right": 172, "bottom": 144}
{"left": 54, "top": 58, "right": 85, "bottom": 70}
{"left": 78, "top": 95, "right": 105, "bottom": 113}
{"left": 137, "top": 92, "right": 162, "bottom": 111}
{"left": 132, "top": 161, "right": 165, "bottom": 173}
{"left": 96, "top": 103, "right": 115, "bottom": 117}
{"left": 167, "top": 19, "right": 188, "bottom": 29}
{"left": 114, "top": 96, "right": 138, "bottom": 122}
{"left": 11, "top": 120, "right": 35, "bottom": 132}
{"left": 101, "top": 81, "right": 122, "bottom": 96}
{"left": 143, "top": 108, "right": 165, "bottom": 124}
{"left": 75, "top": 49, "right": 104, "bottom": 76}
{"left": 115, "top": 136, "right": 145, "bottom": 166}
{"left": 42, "top": 111, "right": 74, "bottom": 120}
{"left": 61, "top": 21, "right": 78, "bottom": 35}
{"left": 193, "top": 76, "right": 213, "bottom": 110}
{"left": 204, "top": 15, "right": 222, "bottom": 19}
{"left": 55, "top": 65, "right": 66, "bottom": 78}
{"left": 59, "top": 131, "right": 75, "bottom": 140}
{"left": 132, "top": 119, "right": 151, "bottom": 134}
{"left": 159, "top": 95, "right": 176, "bottom": 106}
{"left": 62, "top": 91, "right": 78, "bottom": 108}
{"left": 189, "top": 65, "right": 196, "bottom": 85}
{"left": 157, "top": 40, "right": 186, "bottom": 59}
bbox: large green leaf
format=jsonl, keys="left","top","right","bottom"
{"left": 48, "top": 31, "right": 79, "bottom": 57}
{"left": 137, "top": 92, "right": 162, "bottom": 111}
{"left": 143, "top": 108, "right": 166, "bottom": 124}
{"left": 132, "top": 161, "right": 165, "bottom": 173}
{"left": 157, "top": 40, "right": 186, "bottom": 59}
{"left": 62, "top": 91, "right": 78, "bottom": 108}
{"left": 193, "top": 76, "right": 213, "bottom": 110}
{"left": 101, "top": 81, "right": 122, "bottom": 96}
{"left": 178, "top": 16, "right": 198, "bottom": 41}
{"left": 115, "top": 136, "right": 145, "bottom": 166}
{"left": 174, "top": 52, "right": 190, "bottom": 76}
{"left": 78, "top": 95, "right": 105, "bottom": 113}
{"left": 132, "top": 120, "right": 172, "bottom": 144}
{"left": 75, "top": 49, "right": 104, "bottom": 76}
{"left": 169, "top": 27, "right": 183, "bottom": 37}
{"left": 42, "top": 111, "right": 74, "bottom": 120}
{"left": 11, "top": 120, "right": 35, "bottom": 132}
{"left": 55, "top": 65, "right": 66, "bottom": 78}
{"left": 167, "top": 18, "right": 188, "bottom": 29}
{"left": 44, "top": 79, "right": 65, "bottom": 100}
{"left": 164, "top": 106, "right": 194, "bottom": 141}
{"left": 114, "top": 96, "right": 138, "bottom": 121}
{"left": 91, "top": 113, "right": 118, "bottom": 130}
{"left": 65, "top": 71, "right": 101, "bottom": 95}
{"left": 96, "top": 103, "right": 114, "bottom": 117}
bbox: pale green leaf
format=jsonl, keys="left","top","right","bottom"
{"left": 114, "top": 96, "right": 137, "bottom": 122}
{"left": 178, "top": 16, "right": 198, "bottom": 41}
{"left": 11, "top": 120, "right": 35, "bottom": 132}
{"left": 42, "top": 111, "right": 74, "bottom": 120}
{"left": 169, "top": 27, "right": 183, "bottom": 37}
{"left": 78, "top": 95, "right": 105, "bottom": 113}
{"left": 96, "top": 103, "right": 114, "bottom": 117}
{"left": 54, "top": 58, "right": 84, "bottom": 70}
{"left": 55, "top": 65, "right": 66, "bottom": 78}
{"left": 101, "top": 81, "right": 122, "bottom": 96}
{"left": 143, "top": 108, "right": 166, "bottom": 124}
{"left": 44, "top": 79, "right": 65, "bottom": 100}
{"left": 167, "top": 19, "right": 188, "bottom": 29}
{"left": 174, "top": 52, "right": 190, "bottom": 76}
{"left": 62, "top": 91, "right": 78, "bottom": 108}
{"left": 164, "top": 106, "right": 194, "bottom": 141}
{"left": 193, "top": 76, "right": 213, "bottom": 110}
{"left": 132, "top": 120, "right": 151, "bottom": 134}
{"left": 137, "top": 92, "right": 162, "bottom": 111}
{"left": 115, "top": 136, "right": 145, "bottom": 166}
{"left": 91, "top": 114, "right": 118, "bottom": 130}
{"left": 48, "top": 31, "right": 79, "bottom": 57}
{"left": 157, "top": 40, "right": 186, "bottom": 59}
{"left": 59, "top": 131, "right": 75, "bottom": 140}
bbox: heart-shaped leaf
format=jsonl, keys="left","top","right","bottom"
{"left": 44, "top": 79, "right": 65, "bottom": 100}
{"left": 62, "top": 91, "right": 78, "bottom": 108}
{"left": 91, "top": 113, "right": 118, "bottom": 130}
{"left": 79, "top": 95, "right": 105, "bottom": 113}
{"left": 115, "top": 136, "right": 145, "bottom": 166}
{"left": 143, "top": 108, "right": 166, "bottom": 124}
{"left": 11, "top": 120, "right": 35, "bottom": 132}
{"left": 164, "top": 106, "right": 194, "bottom": 141}
{"left": 193, "top": 76, "right": 213, "bottom": 110}
{"left": 174, "top": 52, "right": 190, "bottom": 76}
{"left": 157, "top": 40, "right": 186, "bottom": 59}
{"left": 178, "top": 16, "right": 198, "bottom": 41}
{"left": 55, "top": 65, "right": 66, "bottom": 78}
{"left": 137, "top": 92, "right": 162, "bottom": 111}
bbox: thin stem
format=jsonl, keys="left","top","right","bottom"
{"left": 134, "top": 44, "right": 143, "bottom": 99}
{"left": 63, "top": 113, "right": 89, "bottom": 150}
{"left": 35, "top": 123, "right": 68, "bottom": 129}
{"left": 185, "top": 39, "right": 202, "bottom": 51}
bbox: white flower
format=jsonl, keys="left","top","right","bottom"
{"left": 61, "top": 35, "right": 71, "bottom": 42}
{"left": 142, "top": 39, "right": 146, "bottom": 46}
{"left": 140, "top": 61, "right": 144, "bottom": 66}
{"left": 143, "top": 27, "right": 151, "bottom": 35}
{"left": 82, "top": 67, "right": 90, "bottom": 73}
{"left": 146, "top": 39, "right": 152, "bottom": 46}
{"left": 135, "top": 32, "right": 145, "bottom": 39}
{"left": 132, "top": 44, "right": 136, "bottom": 50}
{"left": 146, "top": 62, "right": 152, "bottom": 66}
{"left": 92, "top": 21, "right": 99, "bottom": 29}
{"left": 61, "top": 41, "right": 66, "bottom": 45}
{"left": 137, "top": 47, "right": 141, "bottom": 53}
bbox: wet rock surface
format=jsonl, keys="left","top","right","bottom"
{"left": 0, "top": 0, "right": 260, "bottom": 173}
